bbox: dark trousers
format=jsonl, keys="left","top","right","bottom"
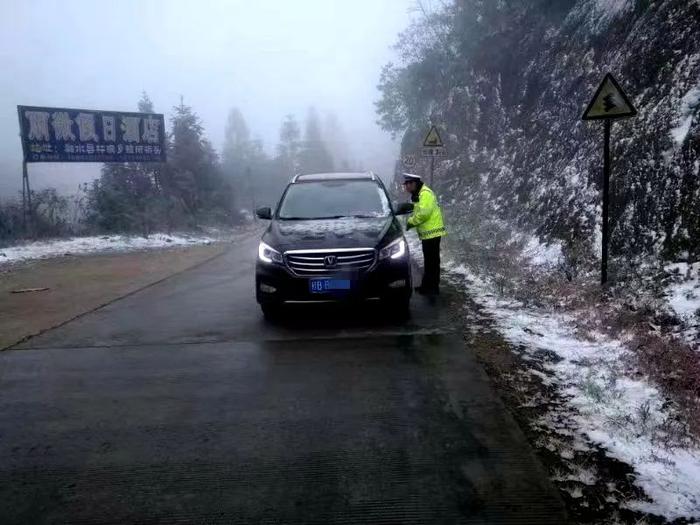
{"left": 421, "top": 237, "right": 441, "bottom": 291}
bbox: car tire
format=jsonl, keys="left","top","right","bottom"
{"left": 384, "top": 295, "right": 411, "bottom": 320}
{"left": 260, "top": 302, "right": 282, "bottom": 322}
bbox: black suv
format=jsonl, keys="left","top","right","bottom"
{"left": 255, "top": 172, "right": 413, "bottom": 319}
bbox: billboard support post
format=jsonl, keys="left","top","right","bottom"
{"left": 21, "top": 161, "right": 33, "bottom": 236}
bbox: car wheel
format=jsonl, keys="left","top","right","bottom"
{"left": 260, "top": 302, "right": 282, "bottom": 321}
{"left": 384, "top": 295, "right": 411, "bottom": 320}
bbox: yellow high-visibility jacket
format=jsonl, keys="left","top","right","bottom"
{"left": 407, "top": 184, "right": 446, "bottom": 240}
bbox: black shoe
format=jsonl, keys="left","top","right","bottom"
{"left": 414, "top": 286, "right": 427, "bottom": 295}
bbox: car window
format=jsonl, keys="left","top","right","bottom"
{"left": 277, "top": 180, "right": 390, "bottom": 220}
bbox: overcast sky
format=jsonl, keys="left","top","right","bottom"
{"left": 0, "top": 0, "right": 416, "bottom": 196}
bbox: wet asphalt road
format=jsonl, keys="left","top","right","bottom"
{"left": 0, "top": 234, "right": 566, "bottom": 524}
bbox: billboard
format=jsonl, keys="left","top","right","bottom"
{"left": 17, "top": 105, "right": 167, "bottom": 163}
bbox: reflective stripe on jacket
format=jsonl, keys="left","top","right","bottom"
{"left": 407, "top": 185, "right": 446, "bottom": 240}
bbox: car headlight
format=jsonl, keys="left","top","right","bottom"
{"left": 258, "top": 241, "right": 283, "bottom": 264}
{"left": 379, "top": 238, "right": 407, "bottom": 261}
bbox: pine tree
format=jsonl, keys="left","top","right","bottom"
{"left": 323, "top": 112, "right": 351, "bottom": 171}
{"left": 89, "top": 92, "right": 160, "bottom": 234}
{"left": 222, "top": 108, "right": 251, "bottom": 178}
{"left": 276, "top": 114, "right": 301, "bottom": 176}
{"left": 298, "top": 107, "right": 334, "bottom": 174}
{"left": 167, "top": 97, "right": 230, "bottom": 223}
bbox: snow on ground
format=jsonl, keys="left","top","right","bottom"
{"left": 664, "top": 262, "right": 700, "bottom": 345}
{"left": 0, "top": 233, "right": 217, "bottom": 266}
{"left": 445, "top": 260, "right": 700, "bottom": 521}
{"left": 665, "top": 262, "right": 700, "bottom": 320}
{"left": 522, "top": 236, "right": 563, "bottom": 268}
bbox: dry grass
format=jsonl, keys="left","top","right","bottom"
{"left": 630, "top": 333, "right": 700, "bottom": 440}
{"left": 449, "top": 233, "right": 700, "bottom": 445}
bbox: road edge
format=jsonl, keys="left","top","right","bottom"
{"left": 1, "top": 233, "right": 260, "bottom": 352}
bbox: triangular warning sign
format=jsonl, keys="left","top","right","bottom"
{"left": 423, "top": 126, "right": 444, "bottom": 147}
{"left": 582, "top": 73, "right": 637, "bottom": 120}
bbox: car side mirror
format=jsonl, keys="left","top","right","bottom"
{"left": 256, "top": 207, "right": 272, "bottom": 220}
{"left": 395, "top": 202, "right": 414, "bottom": 215}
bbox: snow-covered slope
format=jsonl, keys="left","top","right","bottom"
{"left": 400, "top": 0, "right": 700, "bottom": 263}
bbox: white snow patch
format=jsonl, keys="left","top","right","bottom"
{"left": 523, "top": 237, "right": 563, "bottom": 267}
{"left": 671, "top": 116, "right": 694, "bottom": 146}
{"left": 277, "top": 217, "right": 386, "bottom": 239}
{"left": 594, "top": 0, "right": 631, "bottom": 17}
{"left": 0, "top": 233, "right": 216, "bottom": 266}
{"left": 446, "top": 262, "right": 700, "bottom": 520}
{"left": 665, "top": 262, "right": 700, "bottom": 322}
{"left": 571, "top": 0, "right": 633, "bottom": 33}
{"left": 671, "top": 86, "right": 700, "bottom": 146}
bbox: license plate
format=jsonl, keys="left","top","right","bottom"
{"left": 309, "top": 278, "right": 351, "bottom": 293}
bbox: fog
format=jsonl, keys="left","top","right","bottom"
{"left": 0, "top": 0, "right": 415, "bottom": 197}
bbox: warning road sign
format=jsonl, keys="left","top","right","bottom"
{"left": 581, "top": 73, "right": 638, "bottom": 284}
{"left": 422, "top": 126, "right": 446, "bottom": 160}
{"left": 582, "top": 73, "right": 637, "bottom": 120}
{"left": 423, "top": 126, "right": 444, "bottom": 147}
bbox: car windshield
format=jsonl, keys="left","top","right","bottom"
{"left": 277, "top": 180, "right": 391, "bottom": 220}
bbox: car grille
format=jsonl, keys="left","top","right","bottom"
{"left": 285, "top": 249, "right": 376, "bottom": 276}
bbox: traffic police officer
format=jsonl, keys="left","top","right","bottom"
{"left": 402, "top": 173, "right": 446, "bottom": 295}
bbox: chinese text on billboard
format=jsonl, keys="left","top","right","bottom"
{"left": 17, "top": 106, "right": 166, "bottom": 163}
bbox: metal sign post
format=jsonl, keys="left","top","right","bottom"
{"left": 421, "top": 125, "right": 446, "bottom": 186}
{"left": 602, "top": 119, "right": 611, "bottom": 284}
{"left": 22, "top": 161, "right": 33, "bottom": 235}
{"left": 582, "top": 73, "right": 637, "bottom": 285}
{"left": 17, "top": 106, "right": 33, "bottom": 236}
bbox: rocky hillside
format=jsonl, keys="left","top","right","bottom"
{"left": 378, "top": 0, "right": 700, "bottom": 266}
